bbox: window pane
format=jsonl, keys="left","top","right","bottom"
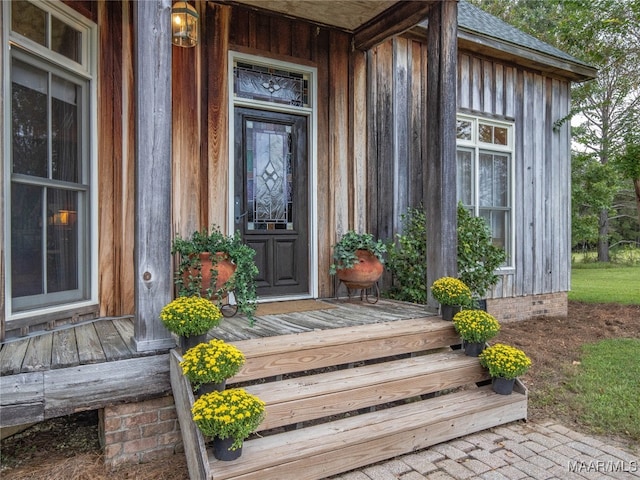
{"left": 456, "top": 120, "right": 471, "bottom": 140}
{"left": 480, "top": 209, "right": 507, "bottom": 250}
{"left": 479, "top": 153, "right": 510, "bottom": 207}
{"left": 494, "top": 126, "right": 508, "bottom": 145}
{"left": 479, "top": 123, "right": 492, "bottom": 143}
{"left": 11, "top": 1, "right": 46, "bottom": 47}
{"left": 51, "top": 16, "right": 82, "bottom": 62}
{"left": 12, "top": 183, "right": 44, "bottom": 298}
{"left": 456, "top": 149, "right": 473, "bottom": 206}
{"left": 52, "top": 75, "right": 80, "bottom": 182}
{"left": 12, "top": 60, "right": 48, "bottom": 177}
{"left": 47, "top": 189, "right": 79, "bottom": 292}
{"left": 494, "top": 154, "right": 509, "bottom": 206}
{"left": 479, "top": 153, "right": 493, "bottom": 207}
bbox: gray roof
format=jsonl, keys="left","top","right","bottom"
{"left": 457, "top": 0, "right": 592, "bottom": 69}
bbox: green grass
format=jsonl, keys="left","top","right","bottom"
{"left": 566, "top": 339, "right": 640, "bottom": 442}
{"left": 570, "top": 265, "right": 640, "bottom": 304}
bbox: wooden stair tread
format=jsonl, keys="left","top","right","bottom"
{"left": 208, "top": 386, "right": 527, "bottom": 480}
{"left": 247, "top": 350, "right": 490, "bottom": 431}
{"left": 229, "top": 318, "right": 459, "bottom": 383}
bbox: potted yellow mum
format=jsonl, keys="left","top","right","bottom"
{"left": 479, "top": 343, "right": 532, "bottom": 395}
{"left": 430, "top": 276, "right": 472, "bottom": 320}
{"left": 191, "top": 388, "right": 266, "bottom": 461}
{"left": 160, "top": 296, "right": 223, "bottom": 351}
{"left": 180, "top": 339, "right": 245, "bottom": 395}
{"left": 452, "top": 310, "right": 500, "bottom": 357}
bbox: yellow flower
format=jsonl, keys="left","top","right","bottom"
{"left": 431, "top": 277, "right": 472, "bottom": 306}
{"left": 191, "top": 388, "right": 266, "bottom": 450}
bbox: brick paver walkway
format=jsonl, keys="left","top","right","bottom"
{"left": 330, "top": 421, "right": 639, "bottom": 480}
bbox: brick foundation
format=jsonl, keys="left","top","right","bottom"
{"left": 487, "top": 292, "right": 568, "bottom": 323}
{"left": 99, "top": 395, "right": 183, "bottom": 469}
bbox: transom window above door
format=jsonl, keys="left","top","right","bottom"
{"left": 233, "top": 61, "right": 310, "bottom": 108}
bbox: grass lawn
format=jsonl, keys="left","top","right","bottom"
{"left": 570, "top": 264, "right": 640, "bottom": 304}
{"left": 568, "top": 338, "right": 640, "bottom": 441}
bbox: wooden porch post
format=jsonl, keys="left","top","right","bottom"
{"left": 425, "top": 0, "right": 458, "bottom": 308}
{"left": 133, "top": 0, "right": 175, "bottom": 351}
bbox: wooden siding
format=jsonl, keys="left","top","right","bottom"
{"left": 97, "top": 0, "right": 136, "bottom": 317}
{"left": 457, "top": 51, "right": 572, "bottom": 298}
{"left": 369, "top": 37, "right": 571, "bottom": 300}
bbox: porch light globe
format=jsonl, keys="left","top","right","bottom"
{"left": 172, "top": 1, "right": 199, "bottom": 47}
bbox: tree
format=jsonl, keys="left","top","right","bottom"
{"left": 470, "top": 0, "right": 640, "bottom": 260}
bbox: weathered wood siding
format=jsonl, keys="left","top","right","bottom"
{"left": 457, "top": 52, "right": 572, "bottom": 298}
{"left": 369, "top": 40, "right": 571, "bottom": 299}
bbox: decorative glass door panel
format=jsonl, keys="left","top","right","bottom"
{"left": 235, "top": 108, "right": 309, "bottom": 297}
{"left": 246, "top": 121, "right": 293, "bottom": 231}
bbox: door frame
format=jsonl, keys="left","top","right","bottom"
{"left": 227, "top": 51, "right": 318, "bottom": 300}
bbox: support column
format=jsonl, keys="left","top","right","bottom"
{"left": 425, "top": 0, "right": 458, "bottom": 308}
{"left": 133, "top": 0, "right": 175, "bottom": 351}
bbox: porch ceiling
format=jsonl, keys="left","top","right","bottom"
{"left": 227, "top": 0, "right": 437, "bottom": 50}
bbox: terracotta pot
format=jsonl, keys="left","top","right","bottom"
{"left": 183, "top": 252, "right": 236, "bottom": 297}
{"left": 336, "top": 250, "right": 384, "bottom": 289}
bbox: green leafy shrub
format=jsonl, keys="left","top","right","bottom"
{"left": 457, "top": 203, "right": 507, "bottom": 299}
{"left": 385, "top": 207, "right": 428, "bottom": 303}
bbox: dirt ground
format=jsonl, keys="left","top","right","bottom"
{"left": 2, "top": 301, "right": 639, "bottom": 480}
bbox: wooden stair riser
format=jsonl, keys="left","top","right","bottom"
{"left": 209, "top": 387, "right": 527, "bottom": 480}
{"left": 249, "top": 356, "right": 490, "bottom": 431}
{"left": 229, "top": 319, "right": 460, "bottom": 384}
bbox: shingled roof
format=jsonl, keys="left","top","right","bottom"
{"left": 416, "top": 0, "right": 597, "bottom": 81}
{"left": 457, "top": 0, "right": 592, "bottom": 68}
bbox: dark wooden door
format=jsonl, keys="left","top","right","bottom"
{"left": 234, "top": 108, "right": 309, "bottom": 297}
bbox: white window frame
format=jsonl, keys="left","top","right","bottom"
{"left": 456, "top": 114, "right": 515, "bottom": 270}
{"left": 3, "top": 0, "right": 98, "bottom": 321}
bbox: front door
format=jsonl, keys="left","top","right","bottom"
{"left": 234, "top": 108, "right": 309, "bottom": 297}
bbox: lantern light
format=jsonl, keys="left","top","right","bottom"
{"left": 172, "top": 2, "right": 199, "bottom": 47}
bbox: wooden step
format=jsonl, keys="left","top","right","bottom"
{"left": 208, "top": 385, "right": 527, "bottom": 480}
{"left": 246, "top": 350, "right": 490, "bottom": 431}
{"left": 169, "top": 316, "right": 527, "bottom": 480}
{"left": 228, "top": 317, "right": 460, "bottom": 383}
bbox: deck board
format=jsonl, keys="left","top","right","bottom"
{"left": 22, "top": 335, "right": 53, "bottom": 372}
{"left": 0, "top": 339, "right": 30, "bottom": 375}
{"left": 1, "top": 299, "right": 435, "bottom": 376}
{"left": 75, "top": 324, "right": 106, "bottom": 364}
{"left": 51, "top": 329, "right": 79, "bottom": 369}
{"left": 94, "top": 321, "right": 132, "bottom": 361}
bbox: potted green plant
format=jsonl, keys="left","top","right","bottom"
{"left": 160, "top": 296, "right": 223, "bottom": 350}
{"left": 452, "top": 309, "right": 500, "bottom": 356}
{"left": 479, "top": 343, "right": 532, "bottom": 395}
{"left": 191, "top": 388, "right": 266, "bottom": 460}
{"left": 329, "top": 231, "right": 387, "bottom": 288}
{"left": 172, "top": 226, "right": 258, "bottom": 324}
{"left": 430, "top": 276, "right": 473, "bottom": 320}
{"left": 180, "top": 339, "right": 245, "bottom": 394}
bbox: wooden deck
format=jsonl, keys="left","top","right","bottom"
{"left": 0, "top": 299, "right": 433, "bottom": 427}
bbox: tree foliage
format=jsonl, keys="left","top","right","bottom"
{"left": 469, "top": 0, "right": 640, "bottom": 258}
